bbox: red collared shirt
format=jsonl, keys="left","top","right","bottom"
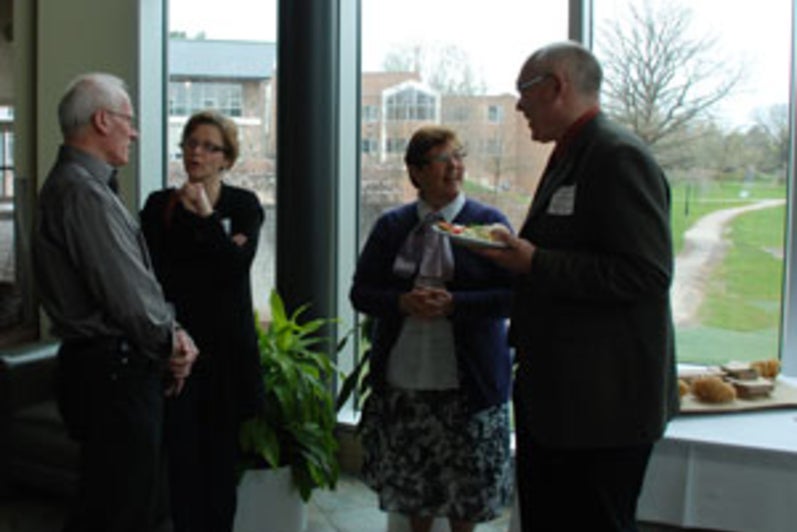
{"left": 549, "top": 106, "right": 601, "bottom": 163}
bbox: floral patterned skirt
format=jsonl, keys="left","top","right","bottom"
{"left": 359, "top": 387, "right": 513, "bottom": 522}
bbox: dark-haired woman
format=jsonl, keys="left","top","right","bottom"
{"left": 350, "top": 125, "right": 514, "bottom": 532}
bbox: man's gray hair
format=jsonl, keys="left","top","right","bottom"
{"left": 529, "top": 41, "right": 603, "bottom": 96}
{"left": 57, "top": 72, "right": 130, "bottom": 138}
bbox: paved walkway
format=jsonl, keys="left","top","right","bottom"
{"left": 671, "top": 198, "right": 785, "bottom": 327}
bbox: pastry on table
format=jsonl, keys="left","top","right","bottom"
{"left": 691, "top": 376, "right": 737, "bottom": 404}
{"left": 721, "top": 361, "right": 759, "bottom": 380}
{"left": 750, "top": 359, "right": 780, "bottom": 380}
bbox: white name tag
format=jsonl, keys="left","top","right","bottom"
{"left": 221, "top": 217, "right": 232, "bottom": 235}
{"left": 547, "top": 185, "right": 576, "bottom": 215}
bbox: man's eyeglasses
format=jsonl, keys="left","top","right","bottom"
{"left": 180, "top": 139, "right": 226, "bottom": 154}
{"left": 106, "top": 109, "right": 136, "bottom": 127}
{"left": 427, "top": 150, "right": 467, "bottom": 165}
{"left": 516, "top": 73, "right": 552, "bottom": 93}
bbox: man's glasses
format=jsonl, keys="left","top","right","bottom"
{"left": 516, "top": 73, "right": 552, "bottom": 93}
{"left": 180, "top": 139, "right": 226, "bottom": 154}
{"left": 106, "top": 109, "right": 136, "bottom": 128}
{"left": 427, "top": 150, "right": 467, "bottom": 165}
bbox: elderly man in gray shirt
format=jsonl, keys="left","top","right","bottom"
{"left": 33, "top": 72, "right": 198, "bottom": 532}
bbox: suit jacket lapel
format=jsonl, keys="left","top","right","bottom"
{"left": 529, "top": 156, "right": 576, "bottom": 218}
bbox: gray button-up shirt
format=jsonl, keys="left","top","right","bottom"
{"left": 33, "top": 145, "right": 174, "bottom": 361}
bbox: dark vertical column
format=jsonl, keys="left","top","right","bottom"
{"left": 276, "top": 0, "right": 339, "bottom": 324}
{"left": 569, "top": 0, "right": 592, "bottom": 47}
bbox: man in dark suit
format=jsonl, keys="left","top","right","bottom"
{"left": 480, "top": 42, "right": 679, "bottom": 531}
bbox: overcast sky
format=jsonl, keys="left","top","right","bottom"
{"left": 169, "top": 0, "right": 791, "bottom": 128}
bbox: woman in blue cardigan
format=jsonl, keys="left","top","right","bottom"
{"left": 350, "top": 126, "right": 514, "bottom": 532}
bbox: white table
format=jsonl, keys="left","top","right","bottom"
{"left": 509, "top": 377, "right": 797, "bottom": 532}
{"left": 637, "top": 406, "right": 797, "bottom": 532}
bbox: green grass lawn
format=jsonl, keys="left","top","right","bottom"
{"left": 671, "top": 179, "right": 786, "bottom": 364}
{"left": 674, "top": 326, "right": 781, "bottom": 366}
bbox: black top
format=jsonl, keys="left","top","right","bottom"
{"left": 140, "top": 183, "right": 265, "bottom": 419}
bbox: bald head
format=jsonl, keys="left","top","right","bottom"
{"left": 522, "top": 41, "right": 603, "bottom": 101}
{"left": 515, "top": 41, "right": 604, "bottom": 143}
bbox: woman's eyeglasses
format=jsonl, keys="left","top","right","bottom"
{"left": 427, "top": 150, "right": 467, "bottom": 165}
{"left": 180, "top": 139, "right": 226, "bottom": 154}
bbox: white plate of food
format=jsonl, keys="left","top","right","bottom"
{"left": 432, "top": 221, "right": 509, "bottom": 249}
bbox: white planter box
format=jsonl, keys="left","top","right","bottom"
{"left": 234, "top": 467, "right": 308, "bottom": 532}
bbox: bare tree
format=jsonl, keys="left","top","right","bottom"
{"left": 687, "top": 123, "right": 757, "bottom": 178}
{"left": 751, "top": 103, "right": 789, "bottom": 176}
{"left": 382, "top": 45, "right": 421, "bottom": 72}
{"left": 597, "top": 1, "right": 743, "bottom": 167}
{"left": 382, "top": 43, "right": 486, "bottom": 96}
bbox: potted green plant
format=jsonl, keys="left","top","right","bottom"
{"left": 234, "top": 289, "right": 341, "bottom": 532}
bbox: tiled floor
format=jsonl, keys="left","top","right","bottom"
{"left": 0, "top": 473, "right": 698, "bottom": 531}
{"left": 307, "top": 475, "right": 513, "bottom": 531}
{"left": 0, "top": 474, "right": 513, "bottom": 532}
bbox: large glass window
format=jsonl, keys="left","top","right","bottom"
{"left": 351, "top": 0, "right": 568, "bottom": 416}
{"left": 0, "top": 50, "right": 34, "bottom": 346}
{"left": 168, "top": 0, "right": 277, "bottom": 318}
{"left": 384, "top": 86, "right": 437, "bottom": 121}
{"left": 0, "top": 109, "right": 21, "bottom": 344}
{"left": 360, "top": 0, "right": 567, "bottom": 247}
{"left": 169, "top": 81, "right": 244, "bottom": 118}
{"left": 4, "top": 0, "right": 793, "bottom": 404}
{"left": 359, "top": 0, "right": 795, "bottom": 372}
{"left": 594, "top": 0, "right": 792, "bottom": 365}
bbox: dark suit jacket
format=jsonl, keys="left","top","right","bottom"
{"left": 350, "top": 198, "right": 514, "bottom": 412}
{"left": 510, "top": 113, "right": 679, "bottom": 447}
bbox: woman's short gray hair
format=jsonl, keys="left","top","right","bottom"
{"left": 58, "top": 72, "right": 130, "bottom": 138}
